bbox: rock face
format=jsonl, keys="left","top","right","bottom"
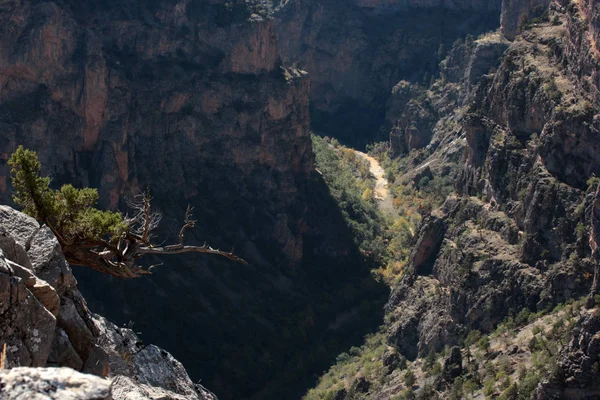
{"left": 274, "top": 0, "right": 503, "bottom": 145}
{"left": 537, "top": 309, "right": 600, "bottom": 399}
{"left": 0, "top": 206, "right": 215, "bottom": 400}
{"left": 0, "top": 367, "right": 112, "bottom": 400}
{"left": 0, "top": 1, "right": 381, "bottom": 398}
{"left": 351, "top": 0, "right": 501, "bottom": 10}
{"left": 385, "top": 0, "right": 600, "bottom": 362}
{"left": 500, "top": 0, "right": 552, "bottom": 40}
{"left": 385, "top": 32, "right": 508, "bottom": 158}
{"left": 387, "top": 82, "right": 438, "bottom": 155}
{"left": 0, "top": 0, "right": 311, "bottom": 267}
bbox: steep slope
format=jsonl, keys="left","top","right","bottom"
{"left": 307, "top": 1, "right": 600, "bottom": 398}
{"left": 0, "top": 1, "right": 387, "bottom": 399}
{"left": 274, "top": 0, "right": 503, "bottom": 146}
{"left": 0, "top": 205, "right": 214, "bottom": 399}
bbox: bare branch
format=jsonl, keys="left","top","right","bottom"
{"left": 138, "top": 245, "right": 248, "bottom": 264}
{"left": 178, "top": 205, "right": 196, "bottom": 246}
{"left": 59, "top": 193, "right": 246, "bottom": 278}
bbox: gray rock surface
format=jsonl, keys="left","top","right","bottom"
{"left": 0, "top": 206, "right": 216, "bottom": 399}
{"left": 0, "top": 253, "right": 56, "bottom": 368}
{"left": 0, "top": 367, "right": 112, "bottom": 400}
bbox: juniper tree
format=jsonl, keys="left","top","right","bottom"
{"left": 8, "top": 146, "right": 245, "bottom": 278}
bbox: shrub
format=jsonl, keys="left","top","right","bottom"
{"left": 404, "top": 369, "right": 416, "bottom": 387}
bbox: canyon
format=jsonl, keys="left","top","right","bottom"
{"left": 0, "top": 0, "right": 599, "bottom": 399}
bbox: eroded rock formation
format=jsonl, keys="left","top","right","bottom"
{"left": 0, "top": 205, "right": 215, "bottom": 399}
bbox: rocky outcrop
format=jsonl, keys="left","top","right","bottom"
{"left": 0, "top": 253, "right": 56, "bottom": 368}
{"left": 0, "top": 367, "right": 112, "bottom": 400}
{"left": 385, "top": 197, "right": 553, "bottom": 358}
{"left": 384, "top": 32, "right": 508, "bottom": 158}
{"left": 0, "top": 206, "right": 215, "bottom": 399}
{"left": 387, "top": 82, "right": 438, "bottom": 155}
{"left": 561, "top": 0, "right": 600, "bottom": 106}
{"left": 537, "top": 309, "right": 600, "bottom": 399}
{"left": 351, "top": 0, "right": 501, "bottom": 11}
{"left": 501, "top": 0, "right": 552, "bottom": 40}
{"left": 274, "top": 0, "right": 502, "bottom": 145}
{"left": 440, "top": 33, "right": 509, "bottom": 87}
{"left": 384, "top": 0, "right": 599, "bottom": 390}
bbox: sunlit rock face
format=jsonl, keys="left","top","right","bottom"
{"left": 0, "top": 205, "right": 214, "bottom": 399}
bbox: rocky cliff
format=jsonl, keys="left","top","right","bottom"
{"left": 500, "top": 0, "right": 552, "bottom": 40}
{"left": 350, "top": 0, "right": 500, "bottom": 10}
{"left": 0, "top": 1, "right": 386, "bottom": 399}
{"left": 397, "top": 0, "right": 600, "bottom": 384}
{"left": 0, "top": 205, "right": 214, "bottom": 399}
{"left": 274, "top": 0, "right": 503, "bottom": 146}
{"left": 0, "top": 0, "right": 311, "bottom": 266}
{"left": 307, "top": 1, "right": 600, "bottom": 398}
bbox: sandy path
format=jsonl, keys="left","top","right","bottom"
{"left": 353, "top": 150, "right": 396, "bottom": 216}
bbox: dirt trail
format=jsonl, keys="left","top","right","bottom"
{"left": 353, "top": 150, "right": 397, "bottom": 216}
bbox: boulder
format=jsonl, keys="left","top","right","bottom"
{"left": 0, "top": 367, "right": 111, "bottom": 399}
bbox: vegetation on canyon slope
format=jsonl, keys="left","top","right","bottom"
{"left": 306, "top": 3, "right": 600, "bottom": 398}
{"left": 312, "top": 135, "right": 424, "bottom": 285}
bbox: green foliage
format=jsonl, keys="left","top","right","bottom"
{"left": 423, "top": 349, "right": 437, "bottom": 372}
{"left": 587, "top": 176, "right": 600, "bottom": 190}
{"left": 395, "top": 389, "right": 416, "bottom": 400}
{"left": 476, "top": 336, "right": 490, "bottom": 354}
{"left": 313, "top": 135, "right": 387, "bottom": 264}
{"left": 498, "top": 383, "right": 519, "bottom": 400}
{"left": 417, "top": 383, "right": 437, "bottom": 400}
{"left": 8, "top": 146, "right": 127, "bottom": 245}
{"left": 576, "top": 223, "right": 587, "bottom": 240}
{"left": 483, "top": 377, "right": 495, "bottom": 398}
{"left": 465, "top": 330, "right": 482, "bottom": 346}
{"left": 463, "top": 379, "right": 479, "bottom": 396}
{"left": 518, "top": 369, "right": 542, "bottom": 400}
{"left": 404, "top": 369, "right": 416, "bottom": 387}
{"left": 448, "top": 377, "right": 464, "bottom": 400}
{"left": 304, "top": 332, "right": 387, "bottom": 399}
{"left": 543, "top": 78, "right": 561, "bottom": 101}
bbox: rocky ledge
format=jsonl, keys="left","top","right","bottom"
{"left": 0, "top": 205, "right": 215, "bottom": 400}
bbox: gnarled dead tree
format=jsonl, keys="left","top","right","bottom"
{"left": 8, "top": 146, "right": 246, "bottom": 279}
{"left": 61, "top": 192, "right": 246, "bottom": 279}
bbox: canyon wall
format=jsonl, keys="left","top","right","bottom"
{"left": 311, "top": 1, "right": 600, "bottom": 397}
{"left": 0, "top": 1, "right": 384, "bottom": 398}
{"left": 0, "top": 0, "right": 311, "bottom": 267}
{"left": 500, "top": 0, "right": 552, "bottom": 40}
{"left": 274, "top": 0, "right": 503, "bottom": 146}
